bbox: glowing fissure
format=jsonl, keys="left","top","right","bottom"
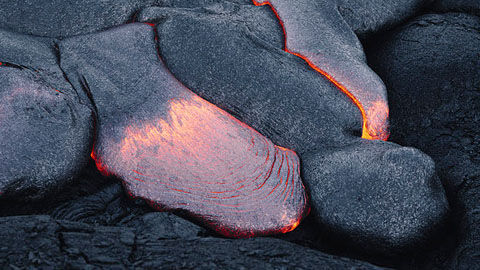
{"left": 252, "top": 0, "right": 389, "bottom": 140}
{"left": 92, "top": 95, "right": 308, "bottom": 237}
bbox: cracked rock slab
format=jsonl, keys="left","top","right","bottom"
{"left": 0, "top": 215, "right": 386, "bottom": 269}
{"left": 50, "top": 182, "right": 208, "bottom": 238}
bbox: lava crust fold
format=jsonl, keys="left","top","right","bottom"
{"left": 59, "top": 23, "right": 308, "bottom": 237}
{"left": 145, "top": 4, "right": 450, "bottom": 254}
{"left": 253, "top": 0, "right": 390, "bottom": 140}
{"left": 0, "top": 29, "right": 93, "bottom": 199}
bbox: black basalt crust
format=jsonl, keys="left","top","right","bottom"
{"left": 368, "top": 12, "right": 480, "bottom": 268}
{"left": 0, "top": 0, "right": 474, "bottom": 268}
{"left": 145, "top": 4, "right": 449, "bottom": 255}
{"left": 0, "top": 0, "right": 167, "bottom": 38}
{"left": 0, "top": 215, "right": 386, "bottom": 269}
{"left": 0, "top": 30, "right": 93, "bottom": 200}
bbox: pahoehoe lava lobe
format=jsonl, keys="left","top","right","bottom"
{"left": 59, "top": 23, "right": 308, "bottom": 237}
{"left": 143, "top": 4, "right": 449, "bottom": 254}
{"left": 252, "top": 0, "right": 390, "bottom": 141}
{"left": 368, "top": 12, "right": 480, "bottom": 267}
{"left": 0, "top": 29, "right": 93, "bottom": 199}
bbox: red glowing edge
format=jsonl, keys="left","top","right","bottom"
{"left": 252, "top": 0, "right": 388, "bottom": 141}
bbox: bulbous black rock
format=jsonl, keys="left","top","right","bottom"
{"left": 368, "top": 12, "right": 480, "bottom": 268}
{"left": 142, "top": 4, "right": 449, "bottom": 254}
{"left": 0, "top": 29, "right": 93, "bottom": 200}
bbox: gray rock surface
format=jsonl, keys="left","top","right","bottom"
{"left": 302, "top": 140, "right": 448, "bottom": 256}
{"left": 0, "top": 215, "right": 387, "bottom": 269}
{"left": 432, "top": 0, "right": 480, "bottom": 16}
{"left": 146, "top": 5, "right": 449, "bottom": 254}
{"left": 0, "top": 0, "right": 467, "bottom": 266}
{"left": 0, "top": 30, "right": 93, "bottom": 200}
{"left": 0, "top": 0, "right": 166, "bottom": 38}
{"left": 59, "top": 23, "right": 308, "bottom": 237}
{"left": 368, "top": 12, "right": 480, "bottom": 269}
{"left": 338, "top": 0, "right": 432, "bottom": 38}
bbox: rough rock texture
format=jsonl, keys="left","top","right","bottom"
{"left": 432, "top": 0, "right": 480, "bottom": 16}
{"left": 338, "top": 0, "right": 432, "bottom": 38}
{"left": 49, "top": 181, "right": 209, "bottom": 239}
{"left": 302, "top": 140, "right": 448, "bottom": 256}
{"left": 59, "top": 24, "right": 308, "bottom": 237}
{"left": 145, "top": 5, "right": 449, "bottom": 254}
{"left": 0, "top": 1, "right": 472, "bottom": 268}
{"left": 146, "top": 0, "right": 431, "bottom": 39}
{"left": 368, "top": 13, "right": 480, "bottom": 269}
{"left": 0, "top": 29, "right": 93, "bottom": 200}
{"left": 0, "top": 0, "right": 167, "bottom": 38}
{"left": 149, "top": 5, "right": 363, "bottom": 153}
{"left": 0, "top": 215, "right": 386, "bottom": 269}
{"left": 252, "top": 0, "right": 389, "bottom": 140}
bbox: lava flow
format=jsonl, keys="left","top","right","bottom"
{"left": 76, "top": 24, "right": 308, "bottom": 238}
{"left": 252, "top": 0, "right": 389, "bottom": 140}
{"left": 95, "top": 95, "right": 308, "bottom": 237}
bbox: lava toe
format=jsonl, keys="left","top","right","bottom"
{"left": 59, "top": 23, "right": 308, "bottom": 237}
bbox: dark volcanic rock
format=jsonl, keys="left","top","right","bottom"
{"left": 302, "top": 140, "right": 448, "bottom": 255}
{"left": 50, "top": 183, "right": 149, "bottom": 225}
{"left": 0, "top": 0, "right": 166, "bottom": 38}
{"left": 0, "top": 30, "right": 93, "bottom": 200}
{"left": 252, "top": 0, "right": 389, "bottom": 140}
{"left": 337, "top": 0, "right": 432, "bottom": 38}
{"left": 59, "top": 24, "right": 308, "bottom": 237}
{"left": 158, "top": 0, "right": 432, "bottom": 40}
{"left": 0, "top": 215, "right": 386, "bottom": 269}
{"left": 368, "top": 13, "right": 480, "bottom": 268}
{"left": 432, "top": 0, "right": 480, "bottom": 16}
{"left": 151, "top": 6, "right": 362, "bottom": 154}
{"left": 50, "top": 182, "right": 208, "bottom": 238}
{"left": 148, "top": 6, "right": 449, "bottom": 254}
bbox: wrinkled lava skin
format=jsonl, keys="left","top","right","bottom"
{"left": 0, "top": 1, "right": 448, "bottom": 255}
{"left": 59, "top": 24, "right": 308, "bottom": 237}
{"left": 143, "top": 3, "right": 449, "bottom": 254}
{"left": 0, "top": 30, "right": 93, "bottom": 199}
{"left": 253, "top": 0, "right": 390, "bottom": 140}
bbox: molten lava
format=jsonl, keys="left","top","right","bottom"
{"left": 252, "top": 0, "right": 389, "bottom": 140}
{"left": 77, "top": 24, "right": 308, "bottom": 238}
{"left": 93, "top": 95, "right": 307, "bottom": 237}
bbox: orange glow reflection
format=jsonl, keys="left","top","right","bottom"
{"left": 92, "top": 95, "right": 308, "bottom": 237}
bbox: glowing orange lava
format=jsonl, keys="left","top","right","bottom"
{"left": 92, "top": 94, "right": 307, "bottom": 237}
{"left": 252, "top": 0, "right": 389, "bottom": 140}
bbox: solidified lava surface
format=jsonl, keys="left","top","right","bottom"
{"left": 0, "top": 0, "right": 478, "bottom": 269}
{"left": 58, "top": 24, "right": 308, "bottom": 237}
